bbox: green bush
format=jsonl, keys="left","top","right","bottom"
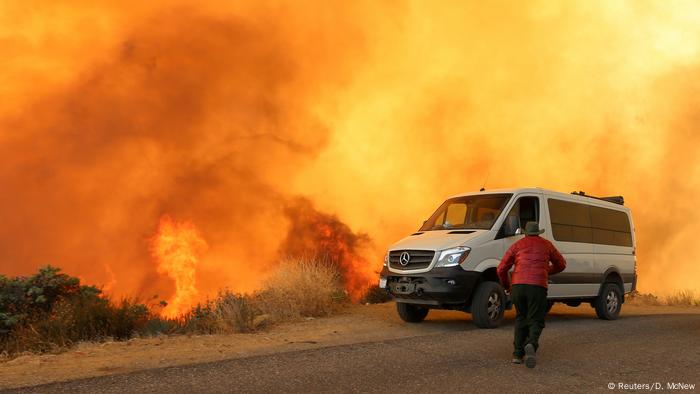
{"left": 0, "top": 266, "right": 85, "bottom": 335}
{"left": 0, "top": 266, "right": 150, "bottom": 354}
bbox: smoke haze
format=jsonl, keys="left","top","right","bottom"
{"left": 1, "top": 1, "right": 699, "bottom": 309}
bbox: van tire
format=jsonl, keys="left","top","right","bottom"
{"left": 396, "top": 302, "right": 429, "bottom": 323}
{"left": 471, "top": 281, "right": 506, "bottom": 328}
{"left": 594, "top": 282, "right": 622, "bottom": 320}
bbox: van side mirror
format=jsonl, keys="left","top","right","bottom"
{"left": 514, "top": 228, "right": 523, "bottom": 235}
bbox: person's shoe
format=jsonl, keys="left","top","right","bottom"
{"left": 524, "top": 343, "right": 536, "bottom": 368}
{"left": 512, "top": 357, "right": 523, "bottom": 364}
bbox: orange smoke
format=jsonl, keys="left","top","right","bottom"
{"left": 1, "top": 1, "right": 699, "bottom": 304}
{"left": 150, "top": 216, "right": 208, "bottom": 317}
{"left": 280, "top": 198, "right": 375, "bottom": 301}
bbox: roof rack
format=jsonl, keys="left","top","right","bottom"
{"left": 570, "top": 191, "right": 624, "bottom": 205}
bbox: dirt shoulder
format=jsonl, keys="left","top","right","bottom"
{"left": 2, "top": 302, "right": 698, "bottom": 390}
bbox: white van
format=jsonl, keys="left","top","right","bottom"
{"left": 378, "top": 188, "right": 636, "bottom": 328}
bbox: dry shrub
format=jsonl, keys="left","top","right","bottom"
{"left": 177, "top": 258, "right": 347, "bottom": 333}
{"left": 664, "top": 290, "right": 700, "bottom": 306}
{"left": 215, "top": 291, "right": 256, "bottom": 332}
{"left": 627, "top": 290, "right": 700, "bottom": 307}
{"left": 180, "top": 291, "right": 255, "bottom": 334}
{"left": 2, "top": 296, "right": 149, "bottom": 355}
{"left": 360, "top": 285, "right": 391, "bottom": 304}
{"left": 255, "top": 258, "right": 346, "bottom": 321}
{"left": 626, "top": 291, "right": 662, "bottom": 306}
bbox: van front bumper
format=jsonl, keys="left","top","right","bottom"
{"left": 379, "top": 266, "right": 480, "bottom": 306}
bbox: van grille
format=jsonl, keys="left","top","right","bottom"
{"left": 389, "top": 250, "right": 435, "bottom": 270}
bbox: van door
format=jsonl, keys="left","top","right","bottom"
{"left": 543, "top": 198, "right": 598, "bottom": 298}
{"left": 496, "top": 193, "right": 542, "bottom": 260}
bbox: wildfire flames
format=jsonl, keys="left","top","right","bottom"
{"left": 150, "top": 216, "right": 207, "bottom": 317}
{"left": 1, "top": 1, "right": 700, "bottom": 308}
{"left": 280, "top": 198, "right": 375, "bottom": 301}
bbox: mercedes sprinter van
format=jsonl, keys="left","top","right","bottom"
{"left": 378, "top": 188, "right": 637, "bottom": 328}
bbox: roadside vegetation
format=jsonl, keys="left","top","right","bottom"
{"left": 2, "top": 265, "right": 697, "bottom": 358}
{"left": 0, "top": 266, "right": 149, "bottom": 355}
{"left": 1, "top": 259, "right": 371, "bottom": 357}
{"left": 627, "top": 290, "right": 700, "bottom": 307}
{"left": 360, "top": 285, "right": 392, "bottom": 304}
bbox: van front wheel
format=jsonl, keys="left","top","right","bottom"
{"left": 396, "top": 302, "right": 429, "bottom": 323}
{"left": 594, "top": 282, "right": 622, "bottom": 320}
{"left": 471, "top": 281, "right": 506, "bottom": 328}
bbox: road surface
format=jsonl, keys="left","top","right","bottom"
{"left": 4, "top": 304, "right": 700, "bottom": 393}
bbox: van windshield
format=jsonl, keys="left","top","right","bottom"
{"left": 420, "top": 194, "right": 512, "bottom": 231}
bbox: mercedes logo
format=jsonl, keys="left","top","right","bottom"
{"left": 399, "top": 251, "right": 411, "bottom": 266}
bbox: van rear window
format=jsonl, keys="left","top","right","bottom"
{"left": 590, "top": 206, "right": 633, "bottom": 246}
{"left": 547, "top": 199, "right": 632, "bottom": 247}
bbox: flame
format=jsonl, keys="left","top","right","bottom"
{"left": 279, "top": 198, "right": 375, "bottom": 301}
{"left": 150, "top": 216, "right": 207, "bottom": 317}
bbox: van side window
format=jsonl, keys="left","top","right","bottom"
{"left": 548, "top": 199, "right": 632, "bottom": 246}
{"left": 499, "top": 196, "right": 539, "bottom": 237}
{"left": 547, "top": 199, "right": 593, "bottom": 243}
{"left": 590, "top": 206, "right": 633, "bottom": 246}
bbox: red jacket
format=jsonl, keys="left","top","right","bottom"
{"left": 497, "top": 235, "right": 566, "bottom": 289}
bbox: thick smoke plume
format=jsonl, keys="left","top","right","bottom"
{"left": 0, "top": 4, "right": 370, "bottom": 307}
{"left": 279, "top": 198, "right": 374, "bottom": 301}
{"left": 1, "top": 1, "right": 699, "bottom": 306}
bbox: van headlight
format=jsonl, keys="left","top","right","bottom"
{"left": 383, "top": 251, "right": 390, "bottom": 267}
{"left": 436, "top": 247, "right": 470, "bottom": 267}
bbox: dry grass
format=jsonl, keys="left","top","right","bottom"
{"left": 177, "top": 291, "right": 257, "bottom": 335}
{"left": 626, "top": 291, "right": 662, "bottom": 306}
{"left": 627, "top": 290, "right": 700, "bottom": 307}
{"left": 664, "top": 290, "right": 700, "bottom": 307}
{"left": 175, "top": 257, "right": 348, "bottom": 335}
{"left": 255, "top": 258, "right": 347, "bottom": 321}
{"left": 216, "top": 291, "right": 257, "bottom": 331}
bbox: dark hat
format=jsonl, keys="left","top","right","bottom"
{"left": 523, "top": 221, "right": 545, "bottom": 236}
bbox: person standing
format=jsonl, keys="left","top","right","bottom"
{"left": 497, "top": 221, "right": 566, "bottom": 368}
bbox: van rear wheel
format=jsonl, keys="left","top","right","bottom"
{"left": 396, "top": 302, "right": 429, "bottom": 323}
{"left": 594, "top": 282, "right": 622, "bottom": 320}
{"left": 471, "top": 281, "right": 506, "bottom": 328}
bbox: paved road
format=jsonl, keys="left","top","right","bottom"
{"left": 6, "top": 311, "right": 700, "bottom": 393}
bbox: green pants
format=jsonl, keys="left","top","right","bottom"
{"left": 511, "top": 284, "right": 548, "bottom": 358}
